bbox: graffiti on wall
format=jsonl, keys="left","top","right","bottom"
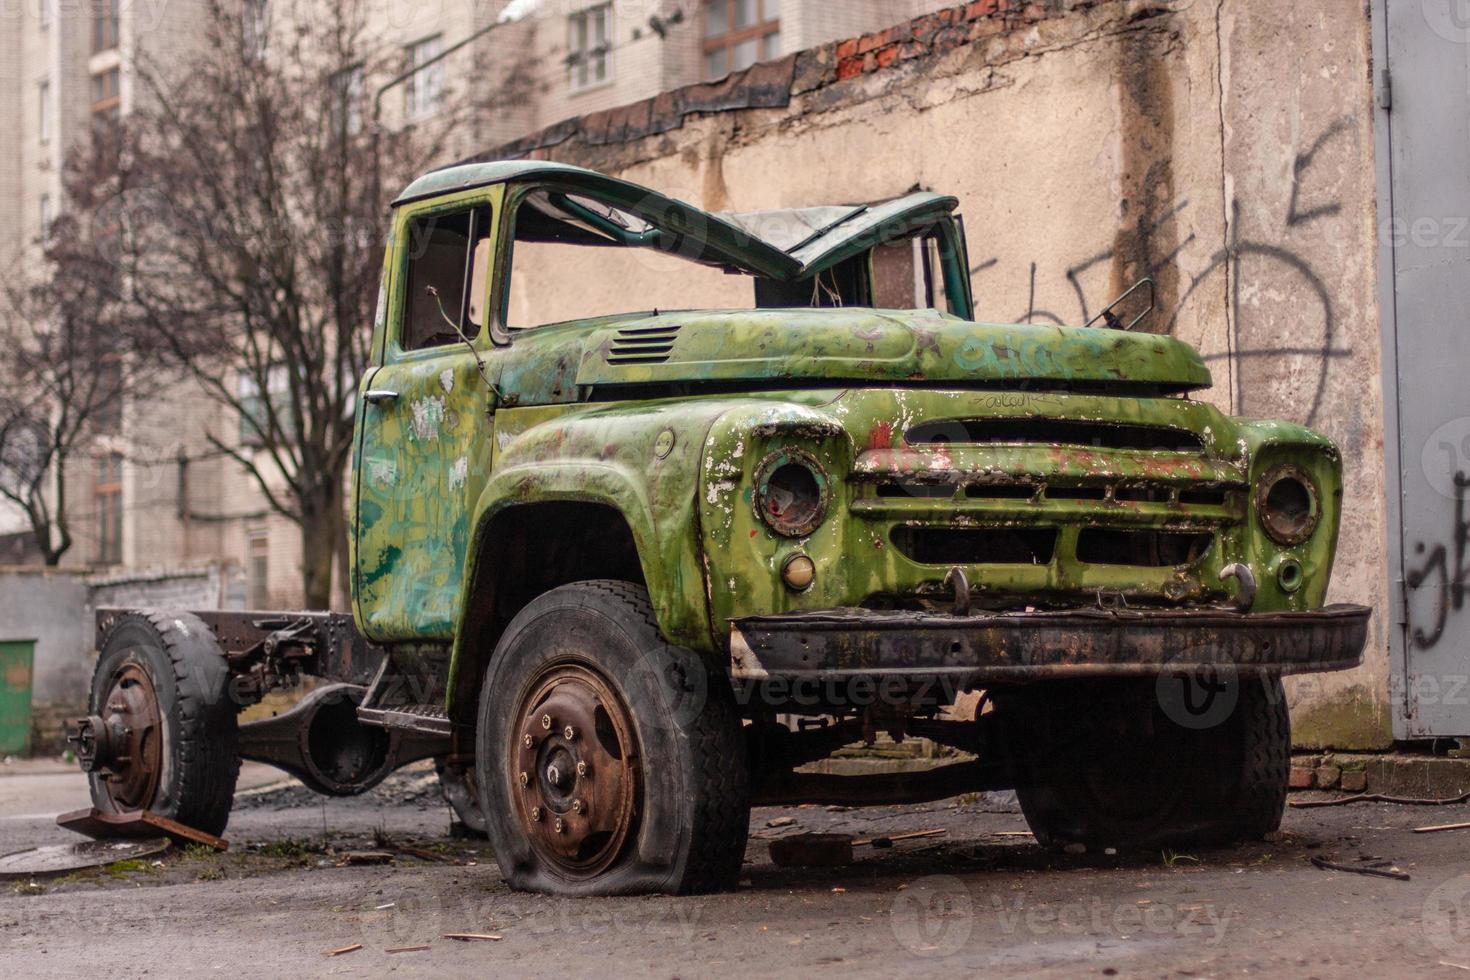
{"left": 967, "top": 118, "right": 1355, "bottom": 428}
{"left": 1405, "top": 472, "right": 1470, "bottom": 652}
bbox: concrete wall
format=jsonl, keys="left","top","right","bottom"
{"left": 0, "top": 568, "right": 89, "bottom": 706}
{"left": 488, "top": 0, "right": 1390, "bottom": 748}
{"left": 0, "top": 562, "right": 233, "bottom": 754}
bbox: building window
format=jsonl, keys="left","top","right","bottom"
{"left": 96, "top": 454, "right": 123, "bottom": 565}
{"left": 38, "top": 0, "right": 50, "bottom": 29}
{"left": 238, "top": 366, "right": 292, "bottom": 446}
{"left": 703, "top": 0, "right": 779, "bottom": 79}
{"left": 93, "top": 0, "right": 119, "bottom": 52}
{"left": 404, "top": 35, "right": 445, "bottom": 121}
{"left": 331, "top": 64, "right": 364, "bottom": 138}
{"left": 37, "top": 80, "right": 51, "bottom": 143}
{"left": 248, "top": 534, "right": 269, "bottom": 609}
{"left": 94, "top": 356, "right": 124, "bottom": 434}
{"left": 242, "top": 0, "right": 269, "bottom": 60}
{"left": 39, "top": 195, "right": 51, "bottom": 236}
{"left": 91, "top": 68, "right": 121, "bottom": 131}
{"left": 568, "top": 4, "right": 612, "bottom": 91}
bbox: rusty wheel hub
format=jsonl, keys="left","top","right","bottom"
{"left": 76, "top": 662, "right": 163, "bottom": 813}
{"left": 511, "top": 664, "right": 639, "bottom": 878}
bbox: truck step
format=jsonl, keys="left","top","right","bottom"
{"left": 356, "top": 703, "right": 453, "bottom": 737}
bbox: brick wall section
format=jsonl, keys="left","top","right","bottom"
{"left": 483, "top": 0, "right": 1120, "bottom": 164}
{"left": 826, "top": 0, "right": 1050, "bottom": 82}
{"left": 784, "top": 0, "right": 956, "bottom": 53}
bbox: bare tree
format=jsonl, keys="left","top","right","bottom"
{"left": 62, "top": 0, "right": 484, "bottom": 607}
{"left": 0, "top": 219, "right": 133, "bottom": 566}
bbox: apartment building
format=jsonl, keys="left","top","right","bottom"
{"left": 512, "top": 0, "right": 952, "bottom": 125}
{"left": 0, "top": 0, "right": 953, "bottom": 609}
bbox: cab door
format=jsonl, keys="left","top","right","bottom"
{"left": 353, "top": 187, "right": 503, "bottom": 641}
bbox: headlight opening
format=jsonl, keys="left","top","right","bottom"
{"left": 754, "top": 449, "right": 830, "bottom": 539}
{"left": 1256, "top": 464, "right": 1320, "bottom": 546}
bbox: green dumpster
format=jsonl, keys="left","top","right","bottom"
{"left": 0, "top": 640, "right": 36, "bottom": 755}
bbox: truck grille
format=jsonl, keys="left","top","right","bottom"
{"left": 1075, "top": 528, "right": 1214, "bottom": 567}
{"left": 870, "top": 479, "right": 1241, "bottom": 512}
{"left": 892, "top": 527, "right": 1058, "bottom": 566}
{"left": 606, "top": 324, "right": 681, "bottom": 364}
{"left": 905, "top": 418, "right": 1206, "bottom": 453}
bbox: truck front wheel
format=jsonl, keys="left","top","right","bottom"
{"left": 1004, "top": 676, "right": 1289, "bottom": 850}
{"left": 475, "top": 581, "right": 750, "bottom": 896}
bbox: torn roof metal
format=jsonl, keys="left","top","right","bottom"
{"left": 397, "top": 161, "right": 802, "bottom": 280}
{"left": 395, "top": 163, "right": 959, "bottom": 283}
{"left": 720, "top": 192, "right": 960, "bottom": 278}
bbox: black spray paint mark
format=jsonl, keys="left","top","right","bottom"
{"left": 968, "top": 118, "right": 1356, "bottom": 427}
{"left": 1406, "top": 472, "right": 1470, "bottom": 652}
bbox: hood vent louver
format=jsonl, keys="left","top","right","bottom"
{"left": 607, "top": 324, "right": 681, "bottom": 365}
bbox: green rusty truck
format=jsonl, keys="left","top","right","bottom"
{"left": 69, "top": 162, "right": 1368, "bottom": 896}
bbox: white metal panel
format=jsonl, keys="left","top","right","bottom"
{"left": 1386, "top": 0, "right": 1470, "bottom": 736}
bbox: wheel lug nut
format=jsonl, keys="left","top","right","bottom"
{"left": 530, "top": 806, "right": 542, "bottom": 821}
{"left": 575, "top": 761, "right": 588, "bottom": 778}
{"left": 572, "top": 799, "right": 584, "bottom": 814}
{"left": 523, "top": 733, "right": 534, "bottom": 748}
{"left": 554, "top": 818, "right": 565, "bottom": 834}
{"left": 563, "top": 725, "right": 576, "bottom": 741}
{"left": 519, "top": 771, "right": 529, "bottom": 788}
{"left": 541, "top": 714, "right": 553, "bottom": 730}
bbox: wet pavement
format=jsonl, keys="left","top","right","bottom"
{"left": 3, "top": 757, "right": 1470, "bottom": 978}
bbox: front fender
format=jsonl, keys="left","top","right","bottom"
{"left": 1228, "top": 418, "right": 1344, "bottom": 611}
{"left": 446, "top": 401, "right": 731, "bottom": 708}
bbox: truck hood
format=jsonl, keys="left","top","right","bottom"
{"left": 557, "top": 308, "right": 1211, "bottom": 394}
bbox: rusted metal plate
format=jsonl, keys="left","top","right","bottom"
{"left": 56, "top": 808, "right": 228, "bottom": 852}
{"left": 730, "top": 603, "right": 1371, "bottom": 684}
{"left": 0, "top": 838, "right": 169, "bottom": 879}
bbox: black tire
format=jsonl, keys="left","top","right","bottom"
{"left": 475, "top": 581, "right": 749, "bottom": 896}
{"left": 88, "top": 611, "right": 240, "bottom": 836}
{"left": 1003, "top": 676, "right": 1289, "bottom": 849}
{"left": 1229, "top": 676, "right": 1292, "bottom": 839}
{"left": 436, "top": 758, "right": 489, "bottom": 837}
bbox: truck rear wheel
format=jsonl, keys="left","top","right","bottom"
{"left": 1005, "top": 676, "right": 1289, "bottom": 849}
{"left": 82, "top": 612, "right": 240, "bottom": 837}
{"left": 475, "top": 581, "right": 749, "bottom": 896}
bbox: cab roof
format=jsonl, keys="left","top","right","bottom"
{"left": 395, "top": 161, "right": 959, "bottom": 282}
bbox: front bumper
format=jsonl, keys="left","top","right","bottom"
{"left": 729, "top": 603, "right": 1370, "bottom": 684}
